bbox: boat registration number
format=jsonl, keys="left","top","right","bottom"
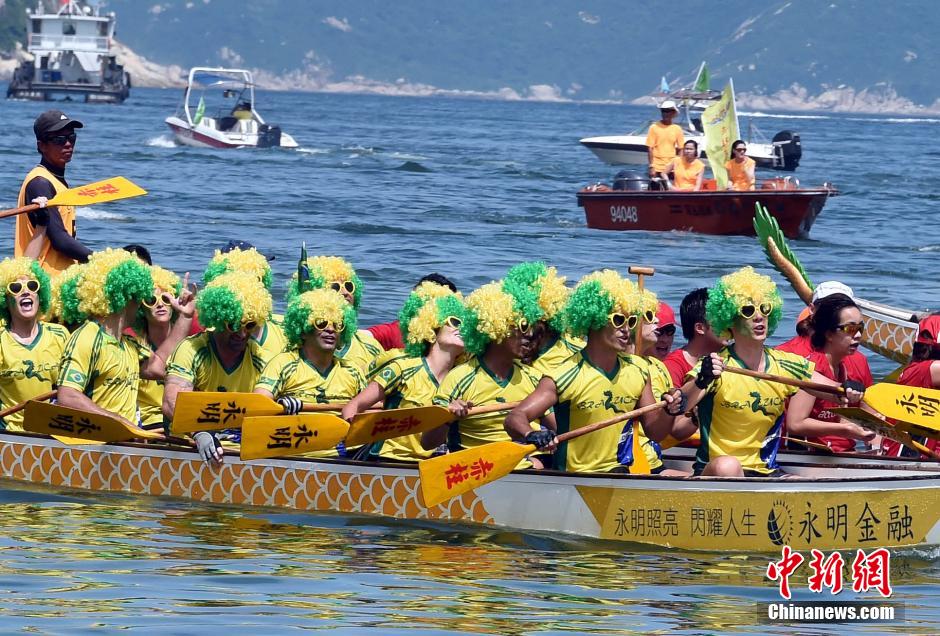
{"left": 610, "top": 205, "right": 638, "bottom": 223}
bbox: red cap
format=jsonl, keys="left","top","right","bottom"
{"left": 656, "top": 301, "right": 676, "bottom": 328}
{"left": 797, "top": 306, "right": 813, "bottom": 324}
{"left": 916, "top": 315, "right": 940, "bottom": 345}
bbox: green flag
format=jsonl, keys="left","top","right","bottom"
{"left": 193, "top": 96, "right": 205, "bottom": 125}
{"left": 693, "top": 62, "right": 710, "bottom": 92}
{"left": 298, "top": 241, "right": 311, "bottom": 293}
{"left": 702, "top": 82, "right": 739, "bottom": 190}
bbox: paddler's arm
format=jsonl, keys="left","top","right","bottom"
{"left": 504, "top": 376, "right": 558, "bottom": 442}
{"left": 140, "top": 285, "right": 195, "bottom": 381}
{"left": 56, "top": 385, "right": 136, "bottom": 428}
{"left": 638, "top": 380, "right": 679, "bottom": 442}
{"left": 341, "top": 381, "right": 385, "bottom": 422}
{"left": 162, "top": 376, "right": 192, "bottom": 422}
{"left": 680, "top": 352, "right": 724, "bottom": 411}
{"left": 802, "top": 370, "right": 864, "bottom": 403}
{"left": 25, "top": 177, "right": 92, "bottom": 261}
{"left": 785, "top": 388, "right": 875, "bottom": 443}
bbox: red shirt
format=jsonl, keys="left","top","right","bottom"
{"left": 367, "top": 320, "right": 404, "bottom": 351}
{"left": 777, "top": 334, "right": 812, "bottom": 357}
{"left": 663, "top": 348, "right": 695, "bottom": 386}
{"left": 881, "top": 360, "right": 940, "bottom": 457}
{"left": 804, "top": 350, "right": 873, "bottom": 452}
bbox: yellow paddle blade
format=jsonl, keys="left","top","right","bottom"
{"left": 23, "top": 401, "right": 162, "bottom": 442}
{"left": 344, "top": 405, "right": 454, "bottom": 448}
{"left": 660, "top": 431, "right": 700, "bottom": 450}
{"left": 629, "top": 421, "right": 651, "bottom": 475}
{"left": 419, "top": 441, "right": 535, "bottom": 508}
{"left": 171, "top": 391, "right": 282, "bottom": 434}
{"left": 51, "top": 435, "right": 107, "bottom": 446}
{"left": 862, "top": 383, "right": 940, "bottom": 440}
{"left": 48, "top": 176, "right": 147, "bottom": 207}
{"left": 240, "top": 413, "right": 350, "bottom": 460}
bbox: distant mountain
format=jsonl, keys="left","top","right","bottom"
{"left": 5, "top": 1, "right": 940, "bottom": 113}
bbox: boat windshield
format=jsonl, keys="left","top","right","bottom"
{"left": 182, "top": 69, "right": 257, "bottom": 127}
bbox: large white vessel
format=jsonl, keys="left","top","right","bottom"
{"left": 6, "top": 0, "right": 130, "bottom": 103}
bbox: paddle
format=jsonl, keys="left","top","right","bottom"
{"left": 0, "top": 389, "right": 56, "bottom": 421}
{"left": 782, "top": 436, "right": 834, "bottom": 453}
{"left": 419, "top": 401, "right": 666, "bottom": 508}
{"left": 239, "top": 402, "right": 520, "bottom": 461}
{"left": 0, "top": 177, "right": 147, "bottom": 221}
{"left": 721, "top": 365, "right": 844, "bottom": 395}
{"left": 628, "top": 265, "right": 654, "bottom": 357}
{"left": 830, "top": 406, "right": 940, "bottom": 459}
{"left": 23, "top": 401, "right": 164, "bottom": 443}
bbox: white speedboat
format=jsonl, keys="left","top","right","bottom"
{"left": 165, "top": 67, "right": 298, "bottom": 149}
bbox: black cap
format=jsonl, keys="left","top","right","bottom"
{"left": 220, "top": 240, "right": 275, "bottom": 261}
{"left": 34, "top": 110, "right": 84, "bottom": 140}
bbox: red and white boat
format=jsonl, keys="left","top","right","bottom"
{"left": 165, "top": 67, "right": 298, "bottom": 149}
{"left": 577, "top": 173, "right": 837, "bottom": 239}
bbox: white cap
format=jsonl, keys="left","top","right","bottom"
{"left": 811, "top": 280, "right": 854, "bottom": 303}
{"left": 659, "top": 100, "right": 678, "bottom": 111}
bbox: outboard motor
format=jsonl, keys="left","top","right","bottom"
{"left": 612, "top": 170, "right": 649, "bottom": 191}
{"left": 772, "top": 130, "right": 801, "bottom": 171}
{"left": 257, "top": 124, "right": 283, "bottom": 148}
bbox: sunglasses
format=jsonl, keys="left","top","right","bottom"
{"left": 655, "top": 324, "right": 677, "bottom": 337}
{"left": 44, "top": 132, "right": 77, "bottom": 146}
{"left": 517, "top": 318, "right": 532, "bottom": 335}
{"left": 739, "top": 303, "right": 773, "bottom": 319}
{"left": 443, "top": 315, "right": 462, "bottom": 329}
{"left": 329, "top": 280, "right": 356, "bottom": 295}
{"left": 835, "top": 321, "right": 865, "bottom": 335}
{"left": 142, "top": 292, "right": 174, "bottom": 309}
{"left": 7, "top": 279, "right": 40, "bottom": 296}
{"left": 734, "top": 146, "right": 747, "bottom": 152}
{"left": 226, "top": 320, "right": 258, "bottom": 333}
{"left": 313, "top": 318, "right": 345, "bottom": 333}
{"left": 627, "top": 309, "right": 657, "bottom": 330}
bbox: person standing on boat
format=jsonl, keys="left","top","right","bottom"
{"left": 661, "top": 140, "right": 705, "bottom": 191}
{"left": 725, "top": 140, "right": 756, "bottom": 191}
{"left": 0, "top": 257, "right": 69, "bottom": 431}
{"left": 662, "top": 288, "right": 725, "bottom": 386}
{"left": 421, "top": 281, "right": 553, "bottom": 468}
{"left": 15, "top": 111, "right": 92, "bottom": 275}
{"left": 342, "top": 283, "right": 469, "bottom": 462}
{"left": 785, "top": 294, "right": 875, "bottom": 453}
{"left": 254, "top": 288, "right": 366, "bottom": 458}
{"left": 163, "top": 271, "right": 273, "bottom": 463}
{"left": 679, "top": 267, "right": 868, "bottom": 477}
{"left": 646, "top": 100, "right": 684, "bottom": 182}
{"left": 504, "top": 270, "right": 685, "bottom": 474}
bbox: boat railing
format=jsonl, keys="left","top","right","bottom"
{"left": 28, "top": 33, "right": 109, "bottom": 53}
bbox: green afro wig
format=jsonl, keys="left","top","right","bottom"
{"left": 461, "top": 280, "right": 542, "bottom": 357}
{"left": 706, "top": 266, "right": 783, "bottom": 339}
{"left": 283, "top": 288, "right": 357, "bottom": 349}
{"left": 398, "top": 285, "right": 468, "bottom": 357}
{"left": 196, "top": 271, "right": 272, "bottom": 333}
{"left": 54, "top": 263, "right": 87, "bottom": 325}
{"left": 0, "top": 257, "right": 51, "bottom": 324}
{"left": 64, "top": 249, "right": 153, "bottom": 319}
{"left": 286, "top": 256, "right": 363, "bottom": 310}
{"left": 203, "top": 247, "right": 273, "bottom": 291}
{"left": 563, "top": 270, "right": 637, "bottom": 338}
{"left": 503, "top": 261, "right": 570, "bottom": 333}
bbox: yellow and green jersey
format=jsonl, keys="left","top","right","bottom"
{"left": 252, "top": 318, "right": 290, "bottom": 359}
{"left": 336, "top": 329, "right": 382, "bottom": 377}
{"left": 59, "top": 321, "right": 142, "bottom": 423}
{"left": 549, "top": 351, "right": 659, "bottom": 473}
{"left": 688, "top": 345, "right": 814, "bottom": 475}
{"left": 131, "top": 334, "right": 164, "bottom": 427}
{"left": 370, "top": 356, "right": 442, "bottom": 462}
{"left": 527, "top": 334, "right": 584, "bottom": 378}
{"left": 167, "top": 332, "right": 269, "bottom": 393}
{"left": 0, "top": 322, "right": 69, "bottom": 430}
{"left": 434, "top": 357, "right": 541, "bottom": 452}
{"left": 368, "top": 347, "right": 408, "bottom": 379}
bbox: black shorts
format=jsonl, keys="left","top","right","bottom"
{"left": 609, "top": 464, "right": 666, "bottom": 475}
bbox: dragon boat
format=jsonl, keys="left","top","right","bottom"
{"left": 1, "top": 429, "right": 938, "bottom": 552}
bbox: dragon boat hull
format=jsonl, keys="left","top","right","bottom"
{"left": 1, "top": 431, "right": 938, "bottom": 552}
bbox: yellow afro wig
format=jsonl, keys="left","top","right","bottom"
{"left": 706, "top": 266, "right": 783, "bottom": 337}
{"left": 503, "top": 262, "right": 570, "bottom": 333}
{"left": 563, "top": 270, "right": 638, "bottom": 337}
{"left": 398, "top": 283, "right": 467, "bottom": 356}
{"left": 150, "top": 265, "right": 182, "bottom": 297}
{"left": 66, "top": 249, "right": 153, "bottom": 319}
{"left": 287, "top": 255, "right": 363, "bottom": 309}
{"left": 630, "top": 288, "right": 659, "bottom": 318}
{"left": 196, "top": 270, "right": 272, "bottom": 332}
{"left": 49, "top": 263, "right": 86, "bottom": 324}
{"left": 461, "top": 281, "right": 541, "bottom": 356}
{"left": 283, "top": 288, "right": 357, "bottom": 349}
{"left": 203, "top": 247, "right": 273, "bottom": 290}
{"left": 0, "top": 257, "right": 51, "bottom": 324}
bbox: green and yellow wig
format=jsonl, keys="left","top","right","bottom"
{"left": 196, "top": 270, "right": 272, "bottom": 333}
{"left": 283, "top": 288, "right": 357, "bottom": 349}
{"left": 502, "top": 261, "right": 569, "bottom": 333}
{"left": 398, "top": 282, "right": 468, "bottom": 357}
{"left": 563, "top": 269, "right": 638, "bottom": 338}
{"left": 50, "top": 263, "right": 86, "bottom": 324}
{"left": 287, "top": 255, "right": 363, "bottom": 310}
{"left": 0, "top": 257, "right": 51, "bottom": 324}
{"left": 137, "top": 265, "right": 183, "bottom": 327}
{"left": 706, "top": 266, "right": 783, "bottom": 338}
{"left": 460, "top": 280, "right": 541, "bottom": 357}
{"left": 59, "top": 248, "right": 153, "bottom": 320}
{"left": 203, "top": 247, "right": 273, "bottom": 290}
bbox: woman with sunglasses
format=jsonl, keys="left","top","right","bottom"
{"left": 254, "top": 288, "right": 366, "bottom": 458}
{"left": 680, "top": 267, "right": 866, "bottom": 477}
{"left": 785, "top": 293, "right": 876, "bottom": 453}
{"left": 422, "top": 281, "right": 554, "bottom": 468}
{"left": 725, "top": 139, "right": 756, "bottom": 191}
{"left": 133, "top": 266, "right": 195, "bottom": 429}
{"left": 0, "top": 257, "right": 70, "bottom": 431}
{"left": 289, "top": 255, "right": 382, "bottom": 377}
{"left": 505, "top": 271, "right": 684, "bottom": 474}
{"left": 341, "top": 283, "right": 469, "bottom": 462}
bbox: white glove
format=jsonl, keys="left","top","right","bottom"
{"left": 194, "top": 431, "right": 223, "bottom": 465}
{"left": 31, "top": 196, "right": 48, "bottom": 208}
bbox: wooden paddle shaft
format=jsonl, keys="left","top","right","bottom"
{"left": 629, "top": 265, "right": 654, "bottom": 357}
{"left": 0, "top": 203, "right": 41, "bottom": 221}
{"left": 722, "top": 365, "right": 842, "bottom": 395}
{"left": 555, "top": 400, "right": 666, "bottom": 445}
{"left": 301, "top": 403, "right": 381, "bottom": 414}
{"left": 0, "top": 390, "right": 56, "bottom": 419}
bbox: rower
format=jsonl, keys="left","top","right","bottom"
{"left": 652, "top": 300, "right": 676, "bottom": 360}
{"left": 367, "top": 273, "right": 458, "bottom": 351}
{"left": 422, "top": 280, "right": 554, "bottom": 468}
{"left": 662, "top": 288, "right": 726, "bottom": 386}
{"left": 56, "top": 249, "right": 173, "bottom": 428}
{"left": 254, "top": 288, "right": 366, "bottom": 458}
{"left": 505, "top": 270, "right": 683, "bottom": 474}
{"left": 15, "top": 110, "right": 92, "bottom": 275}
{"left": 342, "top": 282, "right": 468, "bottom": 462}
{"left": 725, "top": 140, "right": 756, "bottom": 191}
{"left": 289, "top": 255, "right": 382, "bottom": 376}
{"left": 646, "top": 100, "right": 684, "bottom": 185}
{"left": 163, "top": 271, "right": 274, "bottom": 463}
{"left": 679, "top": 267, "right": 866, "bottom": 477}
{"left": 0, "top": 257, "right": 69, "bottom": 431}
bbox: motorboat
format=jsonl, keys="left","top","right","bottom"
{"left": 165, "top": 67, "right": 298, "bottom": 149}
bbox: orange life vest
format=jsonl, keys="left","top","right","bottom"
{"left": 15, "top": 165, "right": 77, "bottom": 276}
